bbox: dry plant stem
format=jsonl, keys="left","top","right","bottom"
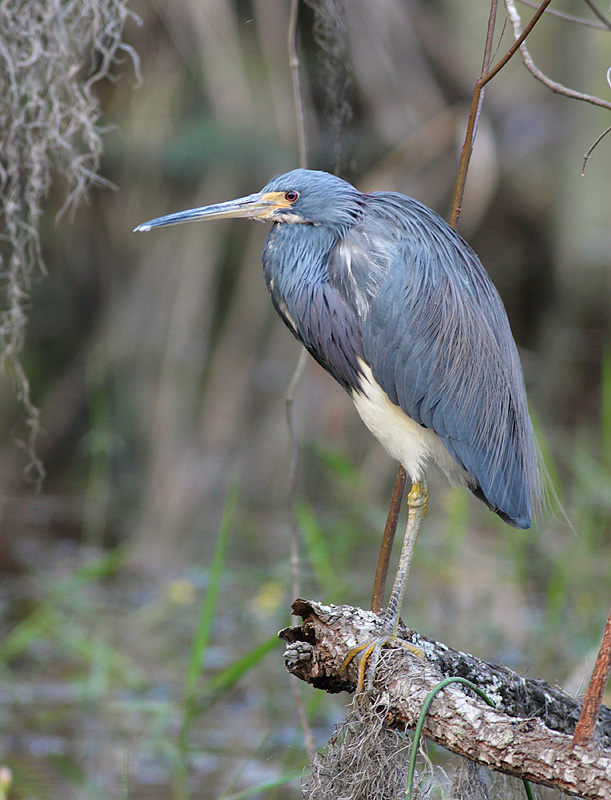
{"left": 583, "top": 124, "right": 611, "bottom": 174}
{"left": 286, "top": 0, "right": 309, "bottom": 608}
{"left": 288, "top": 0, "right": 308, "bottom": 170}
{"left": 285, "top": 349, "right": 308, "bottom": 605}
{"left": 451, "top": 0, "right": 553, "bottom": 227}
{"left": 573, "top": 608, "right": 611, "bottom": 747}
{"left": 370, "top": 465, "right": 407, "bottom": 614}
{"left": 449, "top": 0, "right": 499, "bottom": 228}
{"left": 505, "top": 0, "right": 611, "bottom": 172}
{"left": 281, "top": 600, "right": 611, "bottom": 799}
{"left": 582, "top": 0, "right": 611, "bottom": 31}
{"left": 286, "top": 0, "right": 316, "bottom": 760}
{"left": 483, "top": 0, "right": 553, "bottom": 83}
{"left": 505, "top": 0, "right": 611, "bottom": 112}
{"left": 518, "top": 0, "right": 611, "bottom": 30}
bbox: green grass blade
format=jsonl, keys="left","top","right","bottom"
{"left": 296, "top": 500, "right": 337, "bottom": 596}
{"left": 184, "top": 482, "right": 237, "bottom": 698}
{"left": 219, "top": 771, "right": 303, "bottom": 800}
{"left": 528, "top": 403, "right": 562, "bottom": 496}
{"left": 0, "top": 605, "right": 57, "bottom": 663}
{"left": 310, "top": 441, "right": 361, "bottom": 483}
{"left": 84, "top": 353, "right": 114, "bottom": 547}
{"left": 601, "top": 346, "right": 611, "bottom": 474}
{"left": 175, "top": 482, "right": 238, "bottom": 799}
{"left": 196, "top": 634, "right": 278, "bottom": 712}
{"left": 69, "top": 545, "right": 129, "bottom": 584}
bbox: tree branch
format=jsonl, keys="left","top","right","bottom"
{"left": 450, "top": 0, "right": 553, "bottom": 227}
{"left": 517, "top": 0, "right": 611, "bottom": 30}
{"left": 505, "top": 0, "right": 611, "bottom": 111}
{"left": 483, "top": 0, "right": 553, "bottom": 85}
{"left": 574, "top": 608, "right": 611, "bottom": 746}
{"left": 280, "top": 599, "right": 611, "bottom": 799}
{"left": 449, "top": 0, "right": 499, "bottom": 228}
{"left": 286, "top": 0, "right": 317, "bottom": 760}
{"left": 288, "top": 0, "right": 308, "bottom": 170}
{"left": 582, "top": 0, "right": 611, "bottom": 32}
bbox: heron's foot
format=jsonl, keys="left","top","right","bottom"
{"left": 342, "top": 628, "right": 423, "bottom": 694}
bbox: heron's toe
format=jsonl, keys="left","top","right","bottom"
{"left": 342, "top": 634, "right": 423, "bottom": 694}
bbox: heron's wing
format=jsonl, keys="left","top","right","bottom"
{"left": 268, "top": 277, "right": 366, "bottom": 395}
{"left": 345, "top": 203, "right": 539, "bottom": 528}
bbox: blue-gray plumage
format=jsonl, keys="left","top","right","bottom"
{"left": 135, "top": 169, "right": 543, "bottom": 676}
{"left": 256, "top": 170, "right": 541, "bottom": 528}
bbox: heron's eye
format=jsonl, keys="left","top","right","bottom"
{"left": 284, "top": 191, "right": 299, "bottom": 203}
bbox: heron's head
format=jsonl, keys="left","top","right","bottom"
{"left": 134, "top": 169, "right": 364, "bottom": 235}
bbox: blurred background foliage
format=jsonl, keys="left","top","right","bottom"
{"left": 0, "top": 0, "right": 610, "bottom": 798}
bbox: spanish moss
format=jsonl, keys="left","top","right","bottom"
{"left": 0, "top": 0, "right": 140, "bottom": 480}
{"left": 304, "top": 0, "right": 354, "bottom": 175}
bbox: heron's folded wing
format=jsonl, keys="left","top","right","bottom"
{"left": 361, "top": 237, "right": 536, "bottom": 529}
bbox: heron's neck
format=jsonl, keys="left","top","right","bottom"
{"left": 262, "top": 222, "right": 340, "bottom": 296}
{"left": 261, "top": 221, "right": 364, "bottom": 393}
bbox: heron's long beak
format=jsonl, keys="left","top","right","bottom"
{"left": 134, "top": 191, "right": 291, "bottom": 232}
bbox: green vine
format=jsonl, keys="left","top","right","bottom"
{"left": 406, "top": 676, "right": 534, "bottom": 800}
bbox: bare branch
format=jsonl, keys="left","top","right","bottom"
{"left": 505, "top": 0, "right": 611, "bottom": 111}
{"left": 370, "top": 465, "right": 406, "bottom": 614}
{"left": 451, "top": 0, "right": 555, "bottom": 229}
{"left": 483, "top": 0, "right": 553, "bottom": 85}
{"left": 583, "top": 123, "right": 611, "bottom": 174}
{"left": 573, "top": 608, "right": 611, "bottom": 746}
{"left": 286, "top": 0, "right": 316, "bottom": 760}
{"left": 582, "top": 0, "right": 611, "bottom": 32}
{"left": 288, "top": 0, "right": 308, "bottom": 169}
{"left": 449, "top": 0, "right": 500, "bottom": 228}
{"left": 517, "top": 0, "right": 611, "bottom": 31}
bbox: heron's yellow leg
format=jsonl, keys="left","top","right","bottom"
{"left": 343, "top": 480, "right": 429, "bottom": 693}
{"left": 383, "top": 480, "right": 429, "bottom": 634}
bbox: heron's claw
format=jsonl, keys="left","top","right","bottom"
{"left": 342, "top": 633, "right": 423, "bottom": 694}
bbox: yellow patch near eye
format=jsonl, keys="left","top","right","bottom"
{"left": 261, "top": 191, "right": 294, "bottom": 208}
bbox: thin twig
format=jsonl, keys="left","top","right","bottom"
{"left": 370, "top": 465, "right": 406, "bottom": 614}
{"left": 286, "top": 0, "right": 316, "bottom": 760}
{"left": 517, "top": 0, "right": 611, "bottom": 31}
{"left": 288, "top": 0, "right": 308, "bottom": 169}
{"left": 451, "top": 0, "right": 599, "bottom": 226}
{"left": 505, "top": 0, "right": 611, "bottom": 111}
{"left": 285, "top": 348, "right": 309, "bottom": 606}
{"left": 449, "top": 0, "right": 500, "bottom": 228}
{"left": 582, "top": 0, "right": 611, "bottom": 32}
{"left": 582, "top": 124, "right": 611, "bottom": 174}
{"left": 482, "top": 0, "right": 553, "bottom": 86}
{"left": 583, "top": 67, "right": 611, "bottom": 171}
{"left": 286, "top": 0, "right": 309, "bottom": 608}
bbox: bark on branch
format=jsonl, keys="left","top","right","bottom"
{"left": 279, "top": 599, "right": 611, "bottom": 799}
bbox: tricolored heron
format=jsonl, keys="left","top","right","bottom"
{"left": 135, "top": 169, "right": 542, "bottom": 685}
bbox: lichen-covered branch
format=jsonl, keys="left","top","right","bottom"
{"left": 280, "top": 599, "right": 611, "bottom": 798}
